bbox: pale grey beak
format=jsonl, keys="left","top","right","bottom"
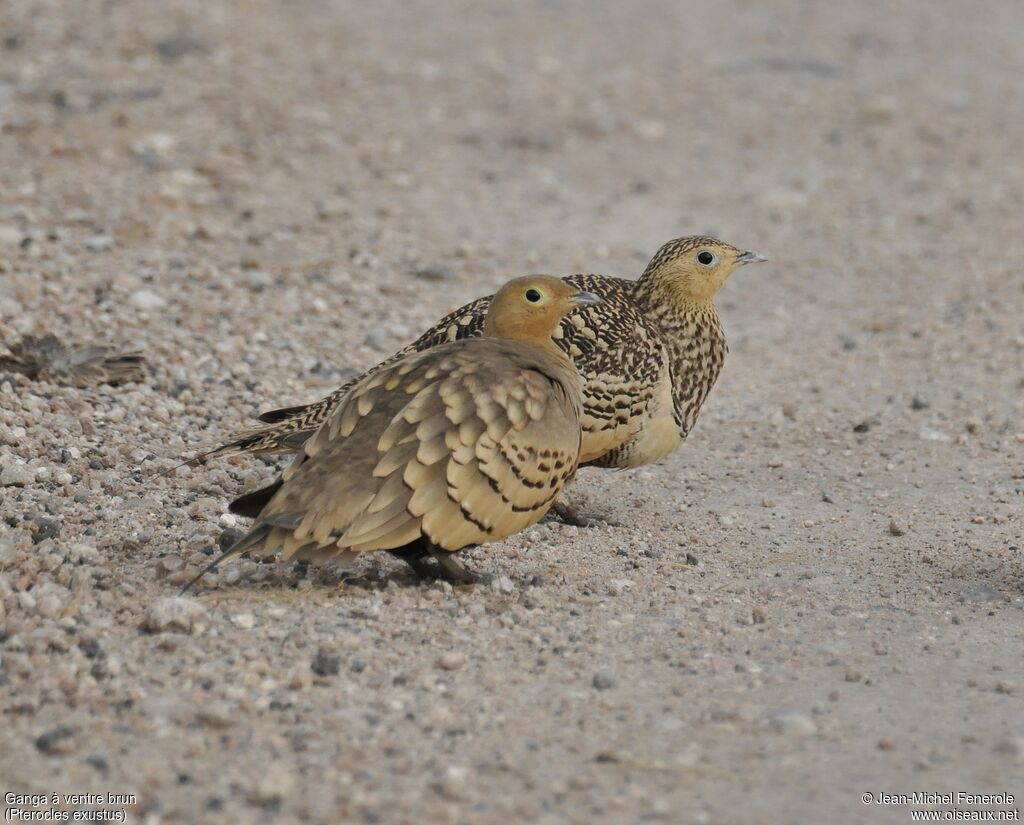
{"left": 571, "top": 290, "right": 602, "bottom": 306}
{"left": 738, "top": 250, "right": 768, "bottom": 265}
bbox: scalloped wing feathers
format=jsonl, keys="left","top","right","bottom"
{"left": 221, "top": 339, "right": 582, "bottom": 565}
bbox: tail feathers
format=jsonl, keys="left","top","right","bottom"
{"left": 151, "top": 429, "right": 296, "bottom": 481}
{"left": 179, "top": 511, "right": 305, "bottom": 594}
{"left": 229, "top": 479, "right": 284, "bottom": 518}
{"left": 258, "top": 403, "right": 309, "bottom": 424}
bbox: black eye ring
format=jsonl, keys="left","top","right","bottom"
{"left": 525, "top": 288, "right": 542, "bottom": 303}
{"left": 697, "top": 251, "right": 715, "bottom": 266}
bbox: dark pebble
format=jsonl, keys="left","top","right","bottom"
{"left": 412, "top": 266, "right": 455, "bottom": 282}
{"left": 35, "top": 726, "right": 75, "bottom": 755}
{"left": 592, "top": 672, "right": 615, "bottom": 690}
{"left": 685, "top": 552, "right": 699, "bottom": 566}
{"left": 643, "top": 547, "right": 663, "bottom": 559}
{"left": 311, "top": 651, "right": 341, "bottom": 677}
{"left": 350, "top": 659, "right": 367, "bottom": 674}
{"left": 30, "top": 516, "right": 60, "bottom": 544}
{"left": 156, "top": 32, "right": 207, "bottom": 61}
{"left": 168, "top": 380, "right": 190, "bottom": 398}
{"left": 218, "top": 528, "right": 245, "bottom": 552}
{"left": 853, "top": 422, "right": 870, "bottom": 433}
{"left": 910, "top": 396, "right": 930, "bottom": 410}
{"left": 85, "top": 754, "right": 109, "bottom": 773}
{"left": 79, "top": 639, "right": 105, "bottom": 659}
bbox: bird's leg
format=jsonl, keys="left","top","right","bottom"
{"left": 426, "top": 544, "right": 482, "bottom": 585}
{"left": 387, "top": 544, "right": 438, "bottom": 581}
{"left": 548, "top": 498, "right": 620, "bottom": 528}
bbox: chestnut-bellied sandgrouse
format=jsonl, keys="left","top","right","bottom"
{"left": 184, "top": 276, "right": 599, "bottom": 588}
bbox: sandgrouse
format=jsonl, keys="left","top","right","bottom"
{"left": 185, "top": 276, "right": 599, "bottom": 588}
{"left": 200, "top": 236, "right": 763, "bottom": 482}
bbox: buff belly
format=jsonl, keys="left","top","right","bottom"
{"left": 583, "top": 372, "right": 682, "bottom": 469}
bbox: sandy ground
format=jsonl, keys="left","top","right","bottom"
{"left": 1, "top": 1, "right": 1023, "bottom": 823}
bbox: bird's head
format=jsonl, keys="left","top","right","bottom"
{"left": 639, "top": 236, "right": 766, "bottom": 305}
{"left": 484, "top": 275, "right": 601, "bottom": 344}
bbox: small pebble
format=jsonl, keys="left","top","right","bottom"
{"left": 142, "top": 597, "right": 207, "bottom": 635}
{"left": 35, "top": 726, "right": 76, "bottom": 755}
{"left": 765, "top": 711, "right": 817, "bottom": 736}
{"left": 438, "top": 652, "right": 466, "bottom": 671}
{"left": 311, "top": 650, "right": 340, "bottom": 677}
{"left": 993, "top": 738, "right": 1024, "bottom": 763}
{"left": 607, "top": 579, "right": 633, "bottom": 596}
{"left": 156, "top": 32, "right": 208, "bottom": 61}
{"left": 230, "top": 613, "right": 255, "bottom": 630}
{"left": 30, "top": 516, "right": 60, "bottom": 544}
{"left": 488, "top": 574, "right": 515, "bottom": 595}
{"left": 131, "top": 289, "right": 168, "bottom": 311}
{"left": 592, "top": 672, "right": 615, "bottom": 690}
{"left": 845, "top": 669, "right": 864, "bottom": 683}
{"left": 685, "top": 552, "right": 699, "bottom": 566}
{"left": 218, "top": 528, "right": 245, "bottom": 553}
{"left": 995, "top": 681, "right": 1017, "bottom": 696}
{"left": 84, "top": 234, "right": 114, "bottom": 252}
{"left": 412, "top": 266, "right": 455, "bottom": 282}
{"left": 751, "top": 606, "right": 767, "bottom": 624}
{"left": 248, "top": 765, "right": 295, "bottom": 806}
{"left": 888, "top": 519, "right": 907, "bottom": 537}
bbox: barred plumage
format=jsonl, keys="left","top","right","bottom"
{"left": 198, "top": 236, "right": 763, "bottom": 472}
{"left": 184, "top": 276, "right": 596, "bottom": 588}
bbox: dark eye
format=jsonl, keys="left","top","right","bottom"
{"left": 697, "top": 251, "right": 715, "bottom": 266}
{"left": 525, "top": 288, "right": 542, "bottom": 303}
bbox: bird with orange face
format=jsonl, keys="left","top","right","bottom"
{"left": 185, "top": 276, "right": 600, "bottom": 587}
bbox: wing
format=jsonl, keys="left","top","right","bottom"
{"left": 219, "top": 340, "right": 582, "bottom": 565}
{"left": 558, "top": 275, "right": 666, "bottom": 465}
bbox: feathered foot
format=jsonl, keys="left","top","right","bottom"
{"left": 548, "top": 499, "right": 620, "bottom": 528}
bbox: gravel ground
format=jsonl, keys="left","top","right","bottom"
{"left": 1, "top": 1, "right": 1022, "bottom": 823}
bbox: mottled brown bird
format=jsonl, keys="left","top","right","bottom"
{"left": 201, "top": 236, "right": 764, "bottom": 487}
{"left": 184, "top": 276, "right": 599, "bottom": 588}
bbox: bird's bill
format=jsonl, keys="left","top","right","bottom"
{"left": 738, "top": 250, "right": 768, "bottom": 265}
{"left": 570, "top": 290, "right": 602, "bottom": 306}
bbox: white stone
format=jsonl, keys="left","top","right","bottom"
{"left": 130, "top": 289, "right": 168, "bottom": 311}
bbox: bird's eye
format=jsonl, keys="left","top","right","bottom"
{"left": 525, "top": 288, "right": 542, "bottom": 303}
{"left": 697, "top": 251, "right": 716, "bottom": 266}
